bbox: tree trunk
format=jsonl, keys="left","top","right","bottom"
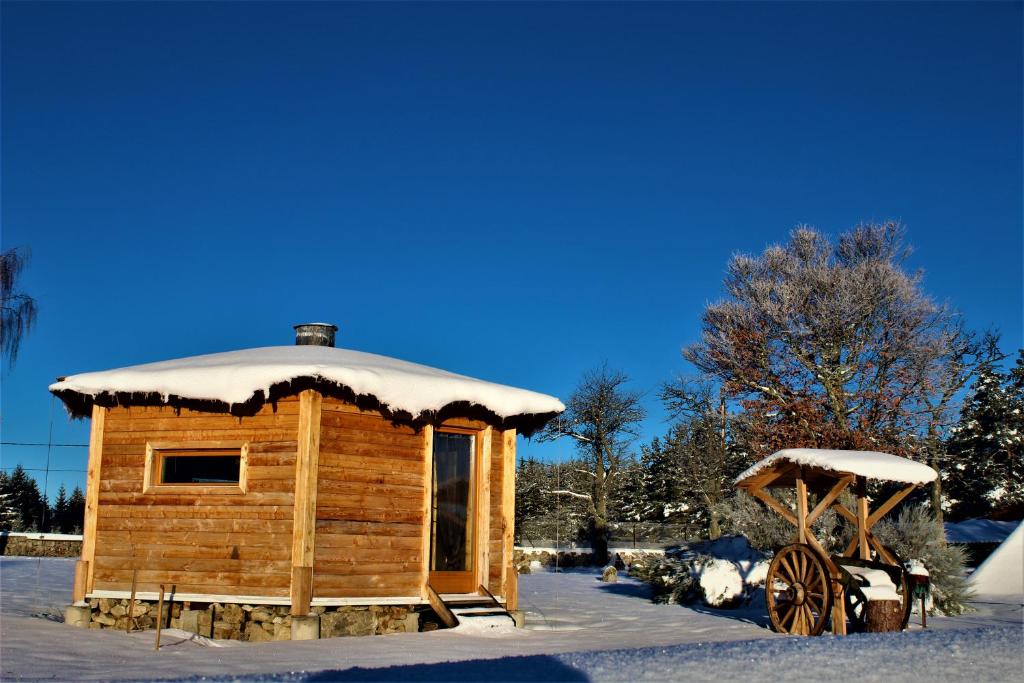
{"left": 708, "top": 509, "right": 721, "bottom": 540}
{"left": 865, "top": 599, "right": 904, "bottom": 633}
{"left": 591, "top": 517, "right": 610, "bottom": 566}
{"left": 928, "top": 441, "right": 944, "bottom": 525}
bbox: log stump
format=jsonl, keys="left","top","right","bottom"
{"left": 865, "top": 599, "right": 903, "bottom": 633}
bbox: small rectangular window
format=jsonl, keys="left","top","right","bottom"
{"left": 159, "top": 450, "right": 241, "bottom": 485}
{"left": 144, "top": 442, "right": 249, "bottom": 494}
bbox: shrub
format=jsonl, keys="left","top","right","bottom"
{"left": 629, "top": 536, "right": 769, "bottom": 608}
{"left": 873, "top": 504, "right": 974, "bottom": 615}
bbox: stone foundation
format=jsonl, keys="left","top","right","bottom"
{"left": 80, "top": 598, "right": 422, "bottom": 641}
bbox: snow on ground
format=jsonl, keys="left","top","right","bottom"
{"left": 49, "top": 345, "right": 565, "bottom": 419}
{"left": 970, "top": 521, "right": 1024, "bottom": 595}
{"left": 2, "top": 558, "right": 1021, "bottom": 682}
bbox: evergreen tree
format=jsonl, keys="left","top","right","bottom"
{"left": 68, "top": 486, "right": 86, "bottom": 533}
{"left": 514, "top": 457, "right": 550, "bottom": 543}
{"left": 611, "top": 456, "right": 645, "bottom": 523}
{"left": 0, "top": 471, "right": 20, "bottom": 531}
{"left": 6, "top": 465, "right": 45, "bottom": 531}
{"left": 945, "top": 350, "right": 1024, "bottom": 520}
{"left": 52, "top": 484, "right": 70, "bottom": 533}
{"left": 639, "top": 435, "right": 684, "bottom": 523}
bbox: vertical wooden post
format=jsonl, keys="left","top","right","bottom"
{"left": 795, "top": 470, "right": 808, "bottom": 545}
{"left": 832, "top": 581, "right": 847, "bottom": 635}
{"left": 856, "top": 477, "right": 870, "bottom": 560}
{"left": 475, "top": 427, "right": 492, "bottom": 592}
{"left": 500, "top": 429, "right": 516, "bottom": 601}
{"left": 126, "top": 569, "right": 138, "bottom": 633}
{"left": 72, "top": 560, "right": 89, "bottom": 604}
{"left": 290, "top": 390, "right": 322, "bottom": 616}
{"left": 80, "top": 405, "right": 106, "bottom": 597}
{"left": 419, "top": 425, "right": 434, "bottom": 599}
{"left": 154, "top": 584, "right": 166, "bottom": 650}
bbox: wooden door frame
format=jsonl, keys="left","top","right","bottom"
{"left": 427, "top": 423, "right": 491, "bottom": 594}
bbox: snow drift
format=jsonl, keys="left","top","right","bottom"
{"left": 969, "top": 520, "right": 1023, "bottom": 597}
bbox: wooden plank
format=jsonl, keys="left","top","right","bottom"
{"left": 311, "top": 561, "right": 423, "bottom": 576}
{"left": 73, "top": 560, "right": 89, "bottom": 603}
{"left": 749, "top": 486, "right": 798, "bottom": 527}
{"left": 866, "top": 483, "right": 917, "bottom": 528}
{"left": 795, "top": 471, "right": 808, "bottom": 544}
{"left": 866, "top": 530, "right": 897, "bottom": 564}
{"left": 314, "top": 507, "right": 423, "bottom": 524}
{"left": 314, "top": 520, "right": 421, "bottom": 538}
{"left": 313, "top": 573, "right": 422, "bottom": 590}
{"left": 290, "top": 566, "right": 313, "bottom": 616}
{"left": 318, "top": 453, "right": 424, "bottom": 473}
{"left": 314, "top": 534, "right": 423, "bottom": 550}
{"left": 420, "top": 425, "right": 433, "bottom": 600}
{"left": 84, "top": 405, "right": 107, "bottom": 593}
{"left": 506, "top": 565, "right": 519, "bottom": 611}
{"left": 500, "top": 429, "right": 516, "bottom": 599}
{"left": 425, "top": 584, "right": 458, "bottom": 628}
{"left": 833, "top": 502, "right": 858, "bottom": 525}
{"left": 856, "top": 477, "right": 870, "bottom": 560}
{"left": 806, "top": 475, "right": 853, "bottom": 526}
{"left": 476, "top": 427, "right": 492, "bottom": 590}
{"left": 290, "top": 390, "right": 321, "bottom": 612}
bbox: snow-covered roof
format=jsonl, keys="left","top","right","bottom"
{"left": 735, "top": 448, "right": 938, "bottom": 486}
{"left": 50, "top": 345, "right": 564, "bottom": 430}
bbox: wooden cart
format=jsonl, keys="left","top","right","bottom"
{"left": 734, "top": 449, "right": 938, "bottom": 636}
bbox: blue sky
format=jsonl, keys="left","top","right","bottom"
{"left": 2, "top": 2, "right": 1021, "bottom": 501}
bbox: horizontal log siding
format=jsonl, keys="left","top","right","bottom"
{"left": 92, "top": 402, "right": 299, "bottom": 597}
{"left": 313, "top": 399, "right": 426, "bottom": 598}
{"left": 488, "top": 429, "right": 505, "bottom": 595}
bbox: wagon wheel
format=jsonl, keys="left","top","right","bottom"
{"left": 765, "top": 543, "right": 833, "bottom": 636}
{"left": 845, "top": 549, "right": 913, "bottom": 632}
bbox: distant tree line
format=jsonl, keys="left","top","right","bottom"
{"left": 519, "top": 224, "right": 1022, "bottom": 563}
{"left": 0, "top": 465, "right": 85, "bottom": 534}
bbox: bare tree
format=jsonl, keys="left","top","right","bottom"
{"left": 1, "top": 248, "right": 39, "bottom": 366}
{"left": 539, "top": 366, "right": 645, "bottom": 564}
{"left": 659, "top": 381, "right": 748, "bottom": 539}
{"left": 684, "top": 223, "right": 995, "bottom": 511}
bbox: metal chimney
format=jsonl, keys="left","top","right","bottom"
{"left": 293, "top": 322, "right": 338, "bottom": 347}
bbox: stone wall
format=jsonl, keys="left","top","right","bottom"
{"left": 514, "top": 547, "right": 665, "bottom": 573}
{"left": 84, "top": 598, "right": 421, "bottom": 641}
{"left": 0, "top": 532, "right": 82, "bottom": 558}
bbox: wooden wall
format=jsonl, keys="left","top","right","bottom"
{"left": 91, "top": 401, "right": 299, "bottom": 597}
{"left": 313, "top": 398, "right": 426, "bottom": 599}
{"left": 85, "top": 393, "right": 517, "bottom": 604}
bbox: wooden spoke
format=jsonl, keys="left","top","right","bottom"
{"left": 780, "top": 556, "right": 798, "bottom": 584}
{"left": 781, "top": 603, "right": 797, "bottom": 630}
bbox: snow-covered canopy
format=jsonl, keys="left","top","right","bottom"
{"left": 735, "top": 448, "right": 938, "bottom": 486}
{"left": 50, "top": 346, "right": 564, "bottom": 431}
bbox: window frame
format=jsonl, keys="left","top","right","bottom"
{"left": 143, "top": 441, "right": 249, "bottom": 495}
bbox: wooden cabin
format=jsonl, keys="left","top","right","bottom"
{"left": 51, "top": 323, "right": 563, "bottom": 638}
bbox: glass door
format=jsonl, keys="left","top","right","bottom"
{"left": 429, "top": 431, "right": 476, "bottom": 593}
